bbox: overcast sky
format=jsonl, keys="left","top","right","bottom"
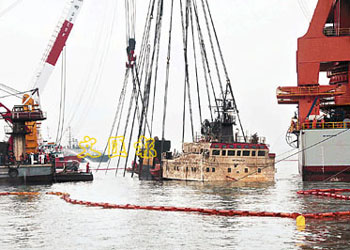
{"left": 0, "top": 0, "right": 318, "bottom": 167}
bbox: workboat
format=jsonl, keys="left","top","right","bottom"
{"left": 277, "top": 0, "right": 350, "bottom": 181}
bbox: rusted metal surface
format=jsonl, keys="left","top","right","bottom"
{"left": 162, "top": 142, "right": 275, "bottom": 182}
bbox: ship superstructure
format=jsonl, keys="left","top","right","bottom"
{"left": 277, "top": 0, "right": 350, "bottom": 181}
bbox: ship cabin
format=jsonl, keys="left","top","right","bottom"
{"left": 163, "top": 140, "right": 276, "bottom": 182}
{"left": 209, "top": 142, "right": 275, "bottom": 159}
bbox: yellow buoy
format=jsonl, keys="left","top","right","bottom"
{"left": 296, "top": 215, "right": 306, "bottom": 229}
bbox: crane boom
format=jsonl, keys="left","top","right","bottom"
{"left": 32, "top": 0, "right": 84, "bottom": 93}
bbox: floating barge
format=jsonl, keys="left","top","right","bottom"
{"left": 0, "top": 164, "right": 92, "bottom": 184}
{"left": 0, "top": 96, "right": 93, "bottom": 185}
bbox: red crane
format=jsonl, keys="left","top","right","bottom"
{"left": 277, "top": 0, "right": 350, "bottom": 129}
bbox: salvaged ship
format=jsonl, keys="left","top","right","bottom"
{"left": 277, "top": 0, "right": 350, "bottom": 181}
{"left": 161, "top": 100, "right": 275, "bottom": 182}
{"left": 123, "top": 0, "right": 276, "bottom": 182}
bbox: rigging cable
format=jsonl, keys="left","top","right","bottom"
{"left": 130, "top": 0, "right": 165, "bottom": 178}
{"left": 96, "top": 69, "right": 130, "bottom": 172}
{"left": 56, "top": 47, "right": 67, "bottom": 145}
{"left": 180, "top": 0, "right": 195, "bottom": 142}
{"left": 192, "top": 0, "right": 219, "bottom": 119}
{"left": 144, "top": 0, "right": 164, "bottom": 138}
{"left": 160, "top": 0, "right": 174, "bottom": 161}
{"left": 0, "top": 0, "right": 23, "bottom": 19}
{"left": 203, "top": 0, "right": 246, "bottom": 141}
{"left": 69, "top": 0, "right": 119, "bottom": 137}
{"left": 189, "top": 2, "right": 202, "bottom": 124}
{"left": 115, "top": 78, "right": 137, "bottom": 176}
{"left": 200, "top": 0, "right": 224, "bottom": 100}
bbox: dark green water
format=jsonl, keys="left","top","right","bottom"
{"left": 0, "top": 163, "right": 350, "bottom": 249}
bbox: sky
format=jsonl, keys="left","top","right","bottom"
{"left": 0, "top": 0, "right": 319, "bottom": 167}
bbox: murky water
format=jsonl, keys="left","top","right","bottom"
{"left": 1, "top": 163, "right": 350, "bottom": 250}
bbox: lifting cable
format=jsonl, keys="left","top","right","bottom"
{"left": 56, "top": 47, "right": 67, "bottom": 145}
{"left": 160, "top": 0, "right": 175, "bottom": 158}
{"left": 144, "top": 0, "right": 164, "bottom": 138}
{"left": 203, "top": 0, "right": 246, "bottom": 142}
{"left": 123, "top": 69, "right": 140, "bottom": 177}
{"left": 188, "top": 2, "right": 202, "bottom": 124}
{"left": 96, "top": 69, "right": 130, "bottom": 172}
{"left": 70, "top": 0, "right": 119, "bottom": 135}
{"left": 180, "top": 0, "right": 195, "bottom": 143}
{"left": 129, "top": 66, "right": 145, "bottom": 177}
{"left": 0, "top": 0, "right": 23, "bottom": 19}
{"left": 200, "top": 0, "right": 224, "bottom": 99}
{"left": 191, "top": 0, "right": 219, "bottom": 119}
{"left": 129, "top": 0, "right": 164, "bottom": 177}
{"left": 115, "top": 79, "right": 137, "bottom": 176}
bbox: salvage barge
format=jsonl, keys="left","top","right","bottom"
{"left": 0, "top": 97, "right": 92, "bottom": 184}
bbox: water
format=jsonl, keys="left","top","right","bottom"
{"left": 1, "top": 163, "right": 350, "bottom": 250}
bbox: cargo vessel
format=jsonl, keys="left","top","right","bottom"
{"left": 277, "top": 0, "right": 350, "bottom": 181}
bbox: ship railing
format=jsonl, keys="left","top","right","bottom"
{"left": 302, "top": 121, "right": 350, "bottom": 130}
{"left": 324, "top": 27, "right": 350, "bottom": 37}
{"left": 4, "top": 125, "right": 12, "bottom": 134}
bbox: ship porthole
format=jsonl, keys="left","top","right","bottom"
{"left": 8, "top": 168, "right": 19, "bottom": 178}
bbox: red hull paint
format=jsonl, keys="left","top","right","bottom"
{"left": 303, "top": 165, "right": 350, "bottom": 181}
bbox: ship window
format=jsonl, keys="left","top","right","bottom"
{"left": 212, "top": 150, "right": 220, "bottom": 156}
{"left": 222, "top": 145, "right": 227, "bottom": 149}
{"left": 229, "top": 145, "right": 234, "bottom": 149}
{"left": 206, "top": 167, "right": 210, "bottom": 172}
{"left": 252, "top": 151, "right": 256, "bottom": 157}
{"left": 259, "top": 146, "right": 265, "bottom": 149}
{"left": 222, "top": 150, "right": 226, "bottom": 156}
{"left": 258, "top": 151, "right": 266, "bottom": 157}
{"left": 245, "top": 168, "right": 249, "bottom": 173}
{"left": 237, "top": 151, "right": 241, "bottom": 156}
{"left": 258, "top": 168, "right": 262, "bottom": 173}
{"left": 212, "top": 168, "right": 215, "bottom": 172}
{"left": 243, "top": 150, "right": 250, "bottom": 156}
{"left": 228, "top": 150, "right": 235, "bottom": 156}
{"left": 237, "top": 145, "right": 242, "bottom": 148}
{"left": 228, "top": 168, "right": 231, "bottom": 173}
{"left": 244, "top": 145, "right": 249, "bottom": 149}
{"left": 252, "top": 146, "right": 257, "bottom": 149}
